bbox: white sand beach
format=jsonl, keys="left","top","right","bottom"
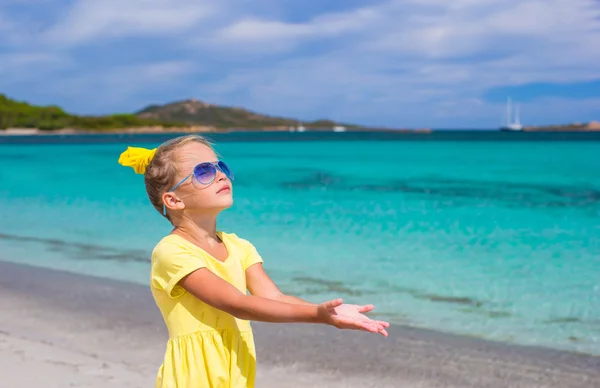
{"left": 1, "top": 260, "right": 598, "bottom": 388}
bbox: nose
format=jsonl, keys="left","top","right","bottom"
{"left": 215, "top": 167, "right": 228, "bottom": 182}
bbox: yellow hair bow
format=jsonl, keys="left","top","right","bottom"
{"left": 118, "top": 146, "right": 157, "bottom": 174}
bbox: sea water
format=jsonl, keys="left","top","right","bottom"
{"left": 1, "top": 132, "right": 599, "bottom": 355}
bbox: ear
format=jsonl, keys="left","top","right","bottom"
{"left": 162, "top": 192, "right": 185, "bottom": 213}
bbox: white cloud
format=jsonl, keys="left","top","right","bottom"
{"left": 217, "top": 19, "right": 312, "bottom": 41}
{"left": 209, "top": 0, "right": 600, "bottom": 73}
{"left": 216, "top": 7, "right": 379, "bottom": 43}
{"left": 370, "top": 0, "right": 600, "bottom": 70}
{"left": 194, "top": 0, "right": 600, "bottom": 126}
{"left": 1, "top": 0, "right": 599, "bottom": 126}
{"left": 43, "top": 0, "right": 217, "bottom": 46}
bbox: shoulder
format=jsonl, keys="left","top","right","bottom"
{"left": 220, "top": 231, "right": 264, "bottom": 269}
{"left": 149, "top": 235, "right": 208, "bottom": 297}
{"left": 151, "top": 234, "right": 198, "bottom": 267}
{"left": 152, "top": 234, "right": 191, "bottom": 255}
{"left": 220, "top": 231, "right": 262, "bottom": 257}
{"left": 220, "top": 231, "right": 255, "bottom": 250}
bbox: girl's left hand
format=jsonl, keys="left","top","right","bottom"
{"left": 331, "top": 303, "right": 390, "bottom": 337}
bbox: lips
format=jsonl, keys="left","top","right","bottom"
{"left": 217, "top": 185, "right": 231, "bottom": 194}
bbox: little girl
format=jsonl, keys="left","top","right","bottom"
{"left": 118, "top": 134, "right": 389, "bottom": 388}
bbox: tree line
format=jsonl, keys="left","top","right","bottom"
{"left": 0, "top": 94, "right": 180, "bottom": 130}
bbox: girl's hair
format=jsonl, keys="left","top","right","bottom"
{"left": 144, "top": 134, "right": 213, "bottom": 218}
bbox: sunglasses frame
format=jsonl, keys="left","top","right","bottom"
{"left": 162, "top": 161, "right": 233, "bottom": 216}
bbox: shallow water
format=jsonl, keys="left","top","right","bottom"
{"left": 1, "top": 134, "right": 599, "bottom": 354}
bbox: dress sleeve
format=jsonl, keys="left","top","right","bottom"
{"left": 151, "top": 240, "right": 208, "bottom": 298}
{"left": 236, "top": 236, "right": 264, "bottom": 271}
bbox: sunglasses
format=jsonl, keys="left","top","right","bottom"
{"left": 163, "top": 161, "right": 233, "bottom": 215}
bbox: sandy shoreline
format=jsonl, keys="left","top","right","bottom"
{"left": 1, "top": 260, "right": 598, "bottom": 387}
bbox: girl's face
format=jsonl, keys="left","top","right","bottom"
{"left": 163, "top": 142, "right": 233, "bottom": 216}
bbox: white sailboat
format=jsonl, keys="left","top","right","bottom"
{"left": 499, "top": 97, "right": 524, "bottom": 131}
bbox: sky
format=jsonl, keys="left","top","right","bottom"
{"left": 1, "top": 0, "right": 599, "bottom": 129}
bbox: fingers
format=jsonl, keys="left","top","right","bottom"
{"left": 370, "top": 321, "right": 389, "bottom": 335}
{"left": 329, "top": 304, "right": 391, "bottom": 337}
{"left": 322, "top": 298, "right": 344, "bottom": 310}
{"left": 359, "top": 320, "right": 390, "bottom": 336}
{"left": 371, "top": 320, "right": 390, "bottom": 336}
{"left": 358, "top": 304, "right": 375, "bottom": 313}
{"left": 356, "top": 304, "right": 391, "bottom": 328}
{"left": 358, "top": 321, "right": 380, "bottom": 333}
{"left": 338, "top": 316, "right": 389, "bottom": 336}
{"left": 369, "top": 323, "right": 388, "bottom": 337}
{"left": 365, "top": 323, "right": 388, "bottom": 337}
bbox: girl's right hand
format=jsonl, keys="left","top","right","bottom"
{"left": 317, "top": 298, "right": 389, "bottom": 336}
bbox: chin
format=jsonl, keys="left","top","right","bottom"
{"left": 215, "top": 198, "right": 234, "bottom": 211}
{"left": 191, "top": 196, "right": 233, "bottom": 214}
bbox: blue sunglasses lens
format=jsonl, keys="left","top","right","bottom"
{"left": 193, "top": 161, "right": 233, "bottom": 184}
{"left": 217, "top": 161, "right": 233, "bottom": 180}
{"left": 194, "top": 163, "right": 217, "bottom": 184}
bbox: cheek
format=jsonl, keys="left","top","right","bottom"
{"left": 182, "top": 180, "right": 233, "bottom": 209}
{"left": 190, "top": 181, "right": 215, "bottom": 200}
{"left": 189, "top": 181, "right": 232, "bottom": 204}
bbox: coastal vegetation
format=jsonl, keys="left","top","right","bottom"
{"left": 0, "top": 94, "right": 177, "bottom": 131}
{"left": 0, "top": 94, "right": 355, "bottom": 132}
{"left": 1, "top": 93, "right": 597, "bottom": 133}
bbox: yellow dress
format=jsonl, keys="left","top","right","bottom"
{"left": 150, "top": 232, "right": 263, "bottom": 388}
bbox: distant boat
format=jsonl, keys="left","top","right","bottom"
{"left": 288, "top": 123, "right": 306, "bottom": 132}
{"left": 499, "top": 97, "right": 524, "bottom": 131}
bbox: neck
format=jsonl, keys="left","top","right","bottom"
{"left": 172, "top": 213, "right": 219, "bottom": 242}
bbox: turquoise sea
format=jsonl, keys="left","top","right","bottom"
{"left": 1, "top": 131, "right": 599, "bottom": 355}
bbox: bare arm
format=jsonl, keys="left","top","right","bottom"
{"left": 244, "top": 263, "right": 389, "bottom": 337}
{"left": 279, "top": 294, "right": 314, "bottom": 306}
{"left": 245, "top": 263, "right": 315, "bottom": 306}
{"left": 180, "top": 264, "right": 388, "bottom": 335}
{"left": 180, "top": 267, "right": 335, "bottom": 323}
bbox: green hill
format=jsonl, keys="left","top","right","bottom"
{"left": 0, "top": 94, "right": 358, "bottom": 131}
{"left": 136, "top": 98, "right": 355, "bottom": 130}
{"left": 0, "top": 94, "right": 175, "bottom": 131}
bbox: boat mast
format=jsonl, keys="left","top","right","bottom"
{"left": 506, "top": 97, "right": 512, "bottom": 126}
